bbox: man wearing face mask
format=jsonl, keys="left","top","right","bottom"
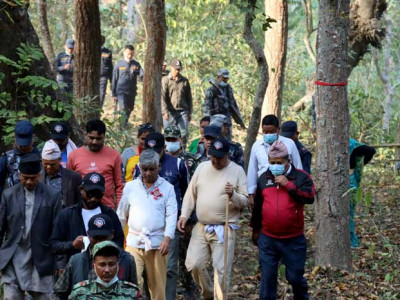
{"left": 247, "top": 115, "right": 302, "bottom": 211}
{"left": 69, "top": 241, "right": 141, "bottom": 299}
{"left": 250, "top": 140, "right": 315, "bottom": 300}
{"left": 203, "top": 68, "right": 246, "bottom": 140}
{"left": 50, "top": 172, "right": 124, "bottom": 271}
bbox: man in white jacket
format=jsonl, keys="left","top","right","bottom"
{"left": 117, "top": 149, "right": 177, "bottom": 300}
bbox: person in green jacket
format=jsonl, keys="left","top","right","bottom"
{"left": 188, "top": 116, "right": 210, "bottom": 154}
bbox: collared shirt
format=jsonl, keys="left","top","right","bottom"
{"left": 247, "top": 136, "right": 303, "bottom": 194}
{"left": 24, "top": 187, "right": 35, "bottom": 239}
{"left": 45, "top": 168, "right": 63, "bottom": 194}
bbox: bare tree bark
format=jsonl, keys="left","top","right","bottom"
{"left": 37, "top": 0, "right": 56, "bottom": 75}
{"left": 141, "top": 0, "right": 166, "bottom": 132}
{"left": 262, "top": 0, "right": 287, "bottom": 120}
{"left": 243, "top": 0, "right": 269, "bottom": 170}
{"left": 73, "top": 0, "right": 101, "bottom": 122}
{"left": 314, "top": 0, "right": 352, "bottom": 270}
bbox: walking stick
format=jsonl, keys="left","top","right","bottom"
{"left": 222, "top": 193, "right": 229, "bottom": 300}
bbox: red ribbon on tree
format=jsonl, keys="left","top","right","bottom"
{"left": 315, "top": 80, "right": 348, "bottom": 86}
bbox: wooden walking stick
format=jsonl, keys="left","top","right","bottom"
{"left": 222, "top": 193, "right": 230, "bottom": 300}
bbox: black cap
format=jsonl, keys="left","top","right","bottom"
{"left": 19, "top": 153, "right": 41, "bottom": 174}
{"left": 81, "top": 172, "right": 105, "bottom": 192}
{"left": 280, "top": 121, "right": 298, "bottom": 138}
{"left": 51, "top": 122, "right": 69, "bottom": 140}
{"left": 208, "top": 138, "right": 230, "bottom": 158}
{"left": 204, "top": 125, "right": 221, "bottom": 138}
{"left": 170, "top": 58, "right": 182, "bottom": 70}
{"left": 15, "top": 120, "right": 34, "bottom": 146}
{"left": 145, "top": 132, "right": 165, "bottom": 154}
{"left": 87, "top": 214, "right": 113, "bottom": 237}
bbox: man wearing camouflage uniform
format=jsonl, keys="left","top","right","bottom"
{"left": 69, "top": 241, "right": 141, "bottom": 300}
{"left": 0, "top": 120, "right": 39, "bottom": 198}
{"left": 203, "top": 68, "right": 246, "bottom": 140}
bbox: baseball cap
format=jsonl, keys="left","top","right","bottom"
{"left": 65, "top": 39, "right": 75, "bottom": 49}
{"left": 145, "top": 132, "right": 165, "bottom": 154}
{"left": 15, "top": 120, "right": 34, "bottom": 146}
{"left": 164, "top": 125, "right": 181, "bottom": 138}
{"left": 81, "top": 172, "right": 105, "bottom": 193}
{"left": 87, "top": 214, "right": 114, "bottom": 238}
{"left": 170, "top": 58, "right": 182, "bottom": 70}
{"left": 217, "top": 68, "right": 230, "bottom": 78}
{"left": 51, "top": 122, "right": 69, "bottom": 140}
{"left": 92, "top": 241, "right": 120, "bottom": 258}
{"left": 204, "top": 125, "right": 221, "bottom": 139}
{"left": 210, "top": 114, "right": 229, "bottom": 128}
{"left": 280, "top": 120, "right": 298, "bottom": 138}
{"left": 208, "top": 138, "right": 230, "bottom": 158}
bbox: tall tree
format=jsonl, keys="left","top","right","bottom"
{"left": 243, "top": 0, "right": 269, "bottom": 170}
{"left": 37, "top": 0, "right": 56, "bottom": 75}
{"left": 73, "top": 0, "right": 101, "bottom": 122}
{"left": 262, "top": 0, "right": 288, "bottom": 120}
{"left": 314, "top": 0, "right": 352, "bottom": 270}
{"left": 142, "top": 0, "right": 166, "bottom": 131}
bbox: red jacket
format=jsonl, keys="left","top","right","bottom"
{"left": 251, "top": 165, "right": 315, "bottom": 239}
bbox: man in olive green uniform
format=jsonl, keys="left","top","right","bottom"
{"left": 69, "top": 241, "right": 141, "bottom": 300}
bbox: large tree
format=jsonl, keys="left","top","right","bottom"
{"left": 141, "top": 0, "right": 166, "bottom": 131}
{"left": 314, "top": 0, "right": 352, "bottom": 270}
{"left": 37, "top": 0, "right": 56, "bottom": 75}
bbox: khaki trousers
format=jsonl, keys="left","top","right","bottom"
{"left": 185, "top": 223, "right": 236, "bottom": 300}
{"left": 126, "top": 246, "right": 167, "bottom": 300}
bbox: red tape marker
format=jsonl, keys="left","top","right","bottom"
{"left": 315, "top": 80, "right": 348, "bottom": 86}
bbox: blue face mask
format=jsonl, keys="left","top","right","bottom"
{"left": 166, "top": 141, "right": 181, "bottom": 153}
{"left": 263, "top": 133, "right": 278, "bottom": 144}
{"left": 219, "top": 81, "right": 228, "bottom": 87}
{"left": 269, "top": 164, "right": 285, "bottom": 176}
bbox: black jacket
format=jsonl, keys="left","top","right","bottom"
{"left": 100, "top": 46, "right": 113, "bottom": 79}
{"left": 0, "top": 182, "right": 62, "bottom": 276}
{"left": 50, "top": 202, "right": 124, "bottom": 263}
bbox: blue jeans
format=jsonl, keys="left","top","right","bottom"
{"left": 166, "top": 230, "right": 180, "bottom": 300}
{"left": 258, "top": 233, "right": 309, "bottom": 300}
{"left": 163, "top": 110, "right": 189, "bottom": 148}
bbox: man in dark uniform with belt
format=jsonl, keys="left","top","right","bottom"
{"left": 111, "top": 45, "right": 143, "bottom": 126}
{"left": 56, "top": 39, "right": 75, "bottom": 94}
{"left": 100, "top": 36, "right": 113, "bottom": 108}
{"left": 280, "top": 120, "right": 312, "bottom": 174}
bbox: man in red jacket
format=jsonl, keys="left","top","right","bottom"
{"left": 250, "top": 140, "right": 315, "bottom": 300}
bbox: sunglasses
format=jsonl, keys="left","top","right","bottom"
{"left": 139, "top": 123, "right": 154, "bottom": 129}
{"left": 86, "top": 190, "right": 104, "bottom": 199}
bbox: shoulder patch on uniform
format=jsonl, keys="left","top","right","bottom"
{"left": 119, "top": 66, "right": 126, "bottom": 70}
{"left": 101, "top": 53, "right": 110, "bottom": 58}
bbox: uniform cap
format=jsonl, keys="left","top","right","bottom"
{"left": 208, "top": 138, "right": 230, "bottom": 158}
{"left": 210, "top": 114, "right": 229, "bottom": 128}
{"left": 81, "top": 172, "right": 105, "bottom": 193}
{"left": 51, "top": 122, "right": 69, "bottom": 140}
{"left": 92, "top": 241, "right": 120, "bottom": 258}
{"left": 145, "top": 132, "right": 165, "bottom": 154}
{"left": 280, "top": 121, "right": 298, "bottom": 138}
{"left": 15, "top": 120, "right": 34, "bottom": 146}
{"left": 217, "top": 68, "right": 230, "bottom": 78}
{"left": 19, "top": 153, "right": 41, "bottom": 174}
{"left": 269, "top": 140, "right": 289, "bottom": 158}
{"left": 170, "top": 58, "right": 182, "bottom": 70}
{"left": 204, "top": 125, "right": 221, "bottom": 138}
{"left": 42, "top": 140, "right": 61, "bottom": 160}
{"left": 164, "top": 125, "right": 181, "bottom": 138}
{"left": 87, "top": 214, "right": 113, "bottom": 238}
{"left": 65, "top": 39, "right": 75, "bottom": 49}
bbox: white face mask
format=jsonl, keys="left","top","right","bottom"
{"left": 95, "top": 265, "right": 119, "bottom": 288}
{"left": 166, "top": 141, "right": 181, "bottom": 153}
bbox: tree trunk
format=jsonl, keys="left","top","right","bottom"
{"left": 73, "top": 0, "right": 101, "bottom": 123}
{"left": 262, "top": 0, "right": 288, "bottom": 120}
{"left": 141, "top": 0, "right": 166, "bottom": 132}
{"left": 243, "top": 0, "right": 269, "bottom": 170}
{"left": 314, "top": 0, "right": 352, "bottom": 270}
{"left": 37, "top": 0, "right": 56, "bottom": 75}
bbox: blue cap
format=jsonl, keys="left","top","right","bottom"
{"left": 280, "top": 121, "right": 298, "bottom": 138}
{"left": 15, "top": 120, "right": 34, "bottom": 146}
{"left": 209, "top": 138, "right": 230, "bottom": 158}
{"left": 65, "top": 39, "right": 75, "bottom": 49}
{"left": 204, "top": 125, "right": 221, "bottom": 138}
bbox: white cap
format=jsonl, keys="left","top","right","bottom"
{"left": 42, "top": 140, "right": 61, "bottom": 160}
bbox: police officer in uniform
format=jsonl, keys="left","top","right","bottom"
{"left": 69, "top": 241, "right": 141, "bottom": 300}
{"left": 203, "top": 68, "right": 245, "bottom": 140}
{"left": 56, "top": 39, "right": 75, "bottom": 93}
{"left": 112, "top": 45, "right": 143, "bottom": 126}
{"left": 280, "top": 120, "right": 312, "bottom": 174}
{"left": 0, "top": 120, "right": 39, "bottom": 198}
{"left": 100, "top": 36, "right": 113, "bottom": 107}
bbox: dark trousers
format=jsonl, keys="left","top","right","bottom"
{"left": 258, "top": 233, "right": 309, "bottom": 300}
{"left": 99, "top": 76, "right": 109, "bottom": 107}
{"left": 117, "top": 93, "right": 136, "bottom": 125}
